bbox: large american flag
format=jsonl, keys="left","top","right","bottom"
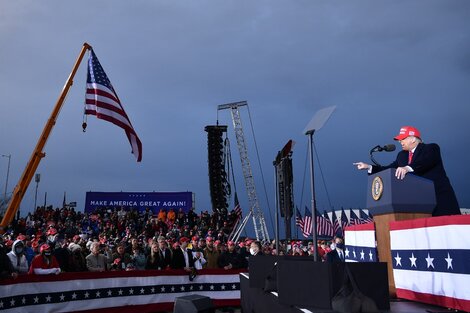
{"left": 390, "top": 215, "right": 470, "bottom": 312}
{"left": 85, "top": 49, "right": 143, "bottom": 162}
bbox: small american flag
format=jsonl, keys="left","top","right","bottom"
{"left": 340, "top": 208, "right": 349, "bottom": 232}
{"left": 302, "top": 207, "right": 313, "bottom": 238}
{"left": 331, "top": 210, "right": 342, "bottom": 237}
{"left": 349, "top": 209, "right": 362, "bottom": 226}
{"left": 85, "top": 49, "right": 142, "bottom": 162}
{"left": 295, "top": 207, "right": 304, "bottom": 230}
{"left": 360, "top": 209, "right": 373, "bottom": 223}
{"left": 233, "top": 193, "right": 242, "bottom": 218}
{"left": 316, "top": 209, "right": 334, "bottom": 238}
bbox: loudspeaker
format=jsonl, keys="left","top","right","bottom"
{"left": 173, "top": 294, "right": 214, "bottom": 313}
{"left": 276, "top": 259, "right": 389, "bottom": 310}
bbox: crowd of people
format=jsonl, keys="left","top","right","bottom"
{"left": 0, "top": 205, "right": 338, "bottom": 280}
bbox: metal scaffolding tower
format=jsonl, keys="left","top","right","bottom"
{"left": 218, "top": 101, "right": 270, "bottom": 242}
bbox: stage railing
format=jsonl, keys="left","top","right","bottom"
{"left": 0, "top": 268, "right": 244, "bottom": 313}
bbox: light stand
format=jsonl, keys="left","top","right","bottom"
{"left": 1, "top": 154, "right": 11, "bottom": 202}
{"left": 34, "top": 173, "right": 41, "bottom": 211}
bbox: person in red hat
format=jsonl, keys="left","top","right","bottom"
{"left": 170, "top": 237, "right": 194, "bottom": 271}
{"left": 202, "top": 237, "right": 219, "bottom": 269}
{"left": 354, "top": 125, "right": 460, "bottom": 216}
{"left": 218, "top": 240, "right": 243, "bottom": 270}
{"left": 29, "top": 244, "right": 61, "bottom": 275}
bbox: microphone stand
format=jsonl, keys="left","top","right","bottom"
{"left": 369, "top": 146, "right": 382, "bottom": 167}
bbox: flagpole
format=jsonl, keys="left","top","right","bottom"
{"left": 0, "top": 43, "right": 91, "bottom": 233}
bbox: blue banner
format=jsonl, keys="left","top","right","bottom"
{"left": 84, "top": 191, "right": 193, "bottom": 213}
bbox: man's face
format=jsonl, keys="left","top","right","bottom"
{"left": 399, "top": 136, "right": 415, "bottom": 151}
{"left": 158, "top": 240, "right": 166, "bottom": 249}
{"left": 91, "top": 245, "right": 100, "bottom": 255}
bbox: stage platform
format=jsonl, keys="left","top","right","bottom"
{"left": 240, "top": 273, "right": 457, "bottom": 313}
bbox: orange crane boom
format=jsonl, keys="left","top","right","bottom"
{"left": 0, "top": 43, "right": 91, "bottom": 233}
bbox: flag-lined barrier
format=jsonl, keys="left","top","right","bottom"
{"left": 344, "top": 222, "right": 378, "bottom": 262}
{"left": 390, "top": 215, "right": 470, "bottom": 312}
{"left": 0, "top": 269, "right": 242, "bottom": 313}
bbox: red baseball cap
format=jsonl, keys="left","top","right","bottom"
{"left": 227, "top": 240, "right": 235, "bottom": 246}
{"left": 394, "top": 126, "right": 421, "bottom": 141}
{"left": 179, "top": 237, "right": 189, "bottom": 244}
{"left": 206, "top": 236, "right": 213, "bottom": 242}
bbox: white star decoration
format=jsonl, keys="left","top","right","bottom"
{"left": 60, "top": 294, "right": 65, "bottom": 301}
{"left": 46, "top": 295, "right": 52, "bottom": 302}
{"left": 425, "top": 253, "right": 435, "bottom": 269}
{"left": 445, "top": 253, "right": 453, "bottom": 269}
{"left": 345, "top": 248, "right": 350, "bottom": 257}
{"left": 22, "top": 297, "right": 26, "bottom": 304}
{"left": 140, "top": 288, "right": 145, "bottom": 294}
{"left": 394, "top": 252, "right": 402, "bottom": 266}
{"left": 352, "top": 250, "right": 357, "bottom": 258}
{"left": 107, "top": 290, "right": 112, "bottom": 296}
{"left": 368, "top": 250, "right": 373, "bottom": 261}
{"left": 409, "top": 253, "right": 417, "bottom": 268}
{"left": 360, "top": 250, "right": 365, "bottom": 260}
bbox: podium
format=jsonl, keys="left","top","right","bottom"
{"left": 366, "top": 168, "right": 436, "bottom": 296}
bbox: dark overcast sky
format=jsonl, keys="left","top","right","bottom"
{"left": 1, "top": 1, "right": 469, "bottom": 237}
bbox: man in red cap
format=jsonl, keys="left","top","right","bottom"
{"left": 170, "top": 237, "right": 195, "bottom": 271}
{"left": 217, "top": 241, "right": 243, "bottom": 270}
{"left": 354, "top": 126, "right": 460, "bottom": 216}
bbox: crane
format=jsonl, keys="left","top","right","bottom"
{"left": 0, "top": 43, "right": 91, "bottom": 233}
{"left": 217, "top": 101, "right": 270, "bottom": 242}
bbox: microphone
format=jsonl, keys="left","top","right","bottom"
{"left": 371, "top": 144, "right": 396, "bottom": 152}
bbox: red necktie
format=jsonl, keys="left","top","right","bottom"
{"left": 408, "top": 151, "right": 414, "bottom": 164}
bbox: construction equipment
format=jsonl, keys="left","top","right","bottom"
{"left": 0, "top": 43, "right": 91, "bottom": 233}
{"left": 218, "top": 101, "right": 270, "bottom": 242}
